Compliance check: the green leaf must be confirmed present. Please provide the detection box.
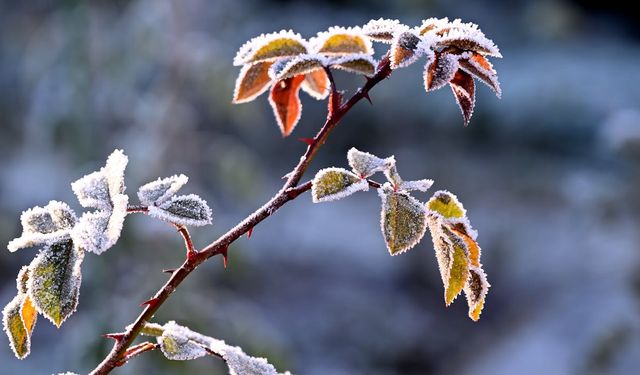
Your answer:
[311,168,369,203]
[428,223,470,305]
[378,187,427,255]
[426,190,466,219]
[28,240,83,327]
[159,330,208,361]
[2,294,37,359]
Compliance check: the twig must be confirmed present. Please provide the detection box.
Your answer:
[89,53,392,375]
[114,342,159,367]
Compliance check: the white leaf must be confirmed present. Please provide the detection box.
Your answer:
[8,201,77,252]
[148,194,212,226]
[137,174,189,206]
[400,179,434,192]
[104,149,128,197]
[347,148,394,178]
[72,194,128,255]
[71,171,110,210]
[158,330,208,361]
[311,167,369,203]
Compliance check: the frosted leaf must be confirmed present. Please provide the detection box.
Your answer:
[2,293,37,359]
[417,17,450,36]
[148,194,212,227]
[449,219,480,263]
[234,30,308,66]
[378,187,427,256]
[427,222,469,305]
[268,54,326,81]
[329,54,376,77]
[8,201,77,252]
[426,190,466,219]
[450,69,476,126]
[223,345,287,375]
[362,18,409,43]
[104,149,128,197]
[424,52,459,92]
[400,179,434,192]
[28,240,83,328]
[312,26,373,56]
[17,266,30,294]
[383,165,403,187]
[389,31,425,69]
[301,69,330,100]
[158,330,208,361]
[137,174,189,206]
[435,19,501,57]
[347,147,395,178]
[459,53,501,97]
[311,167,369,203]
[464,265,490,321]
[71,171,110,210]
[233,61,274,104]
[268,75,305,137]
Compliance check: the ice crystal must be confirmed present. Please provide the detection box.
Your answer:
[234,30,308,66]
[233,61,274,104]
[137,174,189,206]
[8,201,77,252]
[362,18,409,43]
[378,186,427,256]
[311,167,369,203]
[269,54,326,81]
[400,179,434,192]
[417,17,451,36]
[311,26,373,56]
[28,240,83,328]
[389,31,426,69]
[346,148,394,178]
[2,293,37,359]
[329,54,376,77]
[71,171,110,210]
[148,194,212,227]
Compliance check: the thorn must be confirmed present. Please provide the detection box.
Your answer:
[220,246,229,269]
[297,137,314,146]
[103,332,125,341]
[140,297,159,308]
[247,227,253,239]
[162,268,176,274]
[363,92,372,105]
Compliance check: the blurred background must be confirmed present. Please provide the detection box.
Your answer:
[1,0,639,374]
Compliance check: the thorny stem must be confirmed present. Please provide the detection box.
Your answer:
[89,53,392,375]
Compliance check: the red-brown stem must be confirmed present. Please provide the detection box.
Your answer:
[89,53,391,375]
[115,342,158,367]
[174,224,196,258]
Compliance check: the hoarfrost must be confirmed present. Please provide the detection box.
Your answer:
[389,31,425,69]
[311,26,373,56]
[148,194,212,226]
[2,293,35,359]
[104,149,128,197]
[383,164,404,187]
[459,53,501,98]
[328,54,376,76]
[426,190,467,219]
[268,54,326,81]
[378,187,427,256]
[8,201,77,252]
[311,167,369,203]
[362,18,409,43]
[449,69,476,126]
[435,19,502,57]
[71,171,110,210]
[417,17,450,36]
[400,179,434,192]
[158,329,208,361]
[463,265,490,321]
[234,30,308,66]
[28,240,83,328]
[17,266,30,294]
[346,148,394,178]
[137,174,189,206]
[300,69,330,100]
[424,52,460,92]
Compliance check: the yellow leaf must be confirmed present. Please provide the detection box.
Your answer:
[312,168,368,203]
[2,294,32,359]
[445,233,470,305]
[450,224,481,267]
[234,30,308,66]
[379,189,427,255]
[21,296,37,335]
[426,190,466,219]
[315,27,373,55]
[233,61,274,104]
[464,266,489,321]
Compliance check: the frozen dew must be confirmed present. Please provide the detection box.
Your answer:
[378,187,427,256]
[137,174,189,206]
[311,167,369,203]
[362,18,409,43]
[347,148,394,178]
[449,69,476,126]
[72,193,128,255]
[300,68,330,100]
[417,17,450,36]
[459,53,501,98]
[71,171,110,210]
[234,30,308,66]
[148,194,213,227]
[28,240,83,328]
[8,201,77,252]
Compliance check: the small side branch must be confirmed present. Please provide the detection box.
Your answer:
[115,342,159,367]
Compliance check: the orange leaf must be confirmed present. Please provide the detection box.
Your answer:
[424,52,459,92]
[21,296,37,335]
[449,70,475,126]
[451,225,480,267]
[269,75,305,137]
[459,53,501,97]
[233,61,274,104]
[301,69,330,100]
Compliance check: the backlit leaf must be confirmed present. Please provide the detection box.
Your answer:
[390,31,424,69]
[428,223,469,305]
[148,194,212,227]
[268,75,305,137]
[2,293,38,359]
[450,223,481,266]
[330,54,376,76]
[137,174,189,206]
[424,52,459,92]
[234,30,308,66]
[312,167,368,203]
[464,266,489,321]
[347,148,395,178]
[301,69,330,100]
[426,190,466,219]
[378,187,427,255]
[269,54,325,81]
[450,69,476,126]
[28,240,83,328]
[313,27,373,55]
[435,19,502,57]
[362,18,409,43]
[459,53,501,97]
[8,201,77,252]
[233,61,274,104]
